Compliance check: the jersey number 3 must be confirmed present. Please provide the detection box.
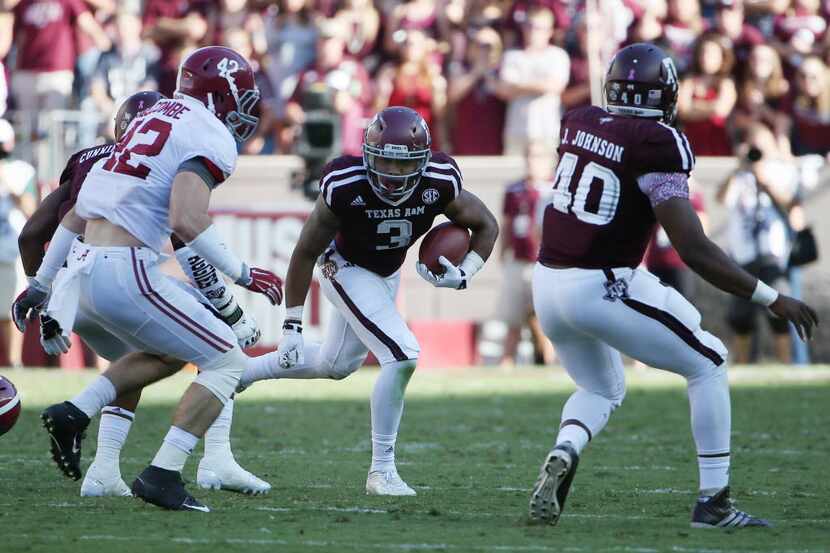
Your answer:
[550,152,620,225]
[103,118,172,180]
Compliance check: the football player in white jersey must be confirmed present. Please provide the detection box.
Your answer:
[19,47,282,512]
[14,91,274,498]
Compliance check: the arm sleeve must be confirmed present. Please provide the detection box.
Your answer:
[632,123,695,175]
[178,157,224,189]
[636,172,690,208]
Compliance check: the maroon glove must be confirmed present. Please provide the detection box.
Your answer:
[236,266,283,306]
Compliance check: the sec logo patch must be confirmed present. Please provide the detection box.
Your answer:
[422,188,439,204]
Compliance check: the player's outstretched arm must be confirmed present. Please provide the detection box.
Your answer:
[284,195,340,309]
[277,195,340,368]
[17,181,72,276]
[170,171,283,306]
[655,197,818,340]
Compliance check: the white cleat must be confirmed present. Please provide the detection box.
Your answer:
[80,464,133,497]
[365,471,417,496]
[197,456,271,495]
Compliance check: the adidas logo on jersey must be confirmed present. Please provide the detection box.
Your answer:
[351,196,366,206]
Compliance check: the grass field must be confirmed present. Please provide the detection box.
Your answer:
[1,366,828,553]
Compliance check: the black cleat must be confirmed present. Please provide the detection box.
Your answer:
[132,466,210,512]
[691,487,771,529]
[41,402,90,481]
[529,442,580,525]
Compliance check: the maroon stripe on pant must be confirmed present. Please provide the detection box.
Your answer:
[622,298,724,367]
[329,278,408,362]
[604,268,724,367]
[130,249,232,353]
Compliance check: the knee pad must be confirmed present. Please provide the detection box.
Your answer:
[328,359,362,380]
[195,347,246,404]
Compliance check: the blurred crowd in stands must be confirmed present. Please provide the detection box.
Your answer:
[0,0,827,367]
[1,0,830,159]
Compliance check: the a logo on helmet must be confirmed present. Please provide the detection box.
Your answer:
[422,188,439,204]
[662,57,677,85]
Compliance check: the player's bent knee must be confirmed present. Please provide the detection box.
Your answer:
[194,347,246,405]
[328,361,361,380]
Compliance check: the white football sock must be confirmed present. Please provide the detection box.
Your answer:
[555,389,616,455]
[370,360,416,473]
[687,367,731,492]
[238,342,322,388]
[70,376,117,418]
[370,432,397,473]
[93,407,134,472]
[203,398,233,459]
[151,426,199,473]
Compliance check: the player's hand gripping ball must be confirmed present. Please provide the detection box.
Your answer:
[418,222,470,275]
[0,376,21,437]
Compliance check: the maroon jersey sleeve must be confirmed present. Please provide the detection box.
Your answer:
[319,155,367,215]
[630,122,695,176]
[58,150,83,185]
[424,151,463,209]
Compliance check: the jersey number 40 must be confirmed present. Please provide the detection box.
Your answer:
[550,152,620,226]
[103,118,172,180]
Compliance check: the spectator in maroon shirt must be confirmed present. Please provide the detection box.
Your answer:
[141,0,210,97]
[2,0,110,114]
[712,0,764,66]
[731,44,792,153]
[678,32,737,155]
[495,141,555,366]
[447,26,505,155]
[787,55,830,156]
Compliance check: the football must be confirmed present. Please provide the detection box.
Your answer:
[418,222,470,274]
[0,375,21,437]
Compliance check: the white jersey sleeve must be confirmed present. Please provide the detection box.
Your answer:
[76,96,238,252]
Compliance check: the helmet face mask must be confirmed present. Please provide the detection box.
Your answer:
[603,43,679,125]
[363,107,432,205]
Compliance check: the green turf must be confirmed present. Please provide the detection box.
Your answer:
[1,367,828,553]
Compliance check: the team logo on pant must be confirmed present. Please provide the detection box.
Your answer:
[603,277,629,302]
[320,260,338,280]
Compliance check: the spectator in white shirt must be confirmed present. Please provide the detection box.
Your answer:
[496,7,569,155]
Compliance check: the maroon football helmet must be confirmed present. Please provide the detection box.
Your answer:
[363,106,431,204]
[114,90,164,141]
[604,43,679,124]
[175,46,260,142]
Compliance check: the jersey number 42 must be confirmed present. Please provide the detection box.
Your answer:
[103,118,172,180]
[550,152,620,226]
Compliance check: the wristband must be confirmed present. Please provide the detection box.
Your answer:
[458,251,485,280]
[186,224,245,282]
[283,305,303,333]
[750,279,779,307]
[35,225,80,287]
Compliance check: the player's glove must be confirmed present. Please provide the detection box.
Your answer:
[217,299,261,349]
[277,317,304,368]
[11,278,51,332]
[39,313,71,356]
[416,256,468,290]
[236,266,284,306]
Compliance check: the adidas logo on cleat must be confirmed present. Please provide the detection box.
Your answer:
[351,196,366,206]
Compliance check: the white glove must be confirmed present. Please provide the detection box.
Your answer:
[277,318,304,368]
[416,256,468,290]
[231,311,261,350]
[39,314,71,356]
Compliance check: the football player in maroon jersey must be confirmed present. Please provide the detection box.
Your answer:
[15,90,276,499]
[241,106,498,495]
[528,43,817,528]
